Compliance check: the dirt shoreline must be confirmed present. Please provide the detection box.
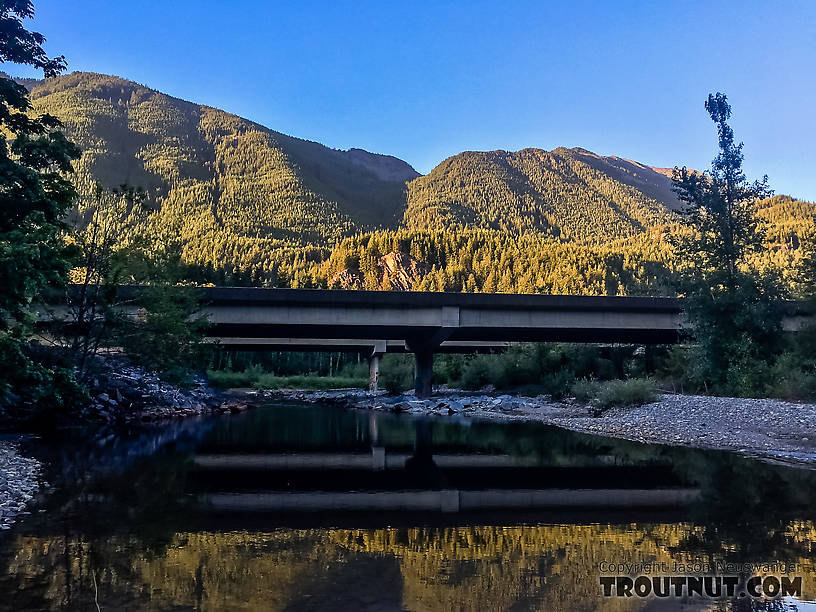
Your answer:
[259,388,816,466]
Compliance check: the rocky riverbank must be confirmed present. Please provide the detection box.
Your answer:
[0,439,41,530]
[83,358,253,423]
[264,388,816,465]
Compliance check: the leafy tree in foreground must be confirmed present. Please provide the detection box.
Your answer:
[119,284,211,384]
[0,0,81,413]
[62,182,210,385]
[672,93,784,396]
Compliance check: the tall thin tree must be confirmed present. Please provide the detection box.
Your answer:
[672,93,784,395]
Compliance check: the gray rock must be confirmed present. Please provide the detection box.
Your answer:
[392,402,412,413]
[447,400,463,413]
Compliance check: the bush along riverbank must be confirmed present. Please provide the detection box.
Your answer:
[263,385,816,465]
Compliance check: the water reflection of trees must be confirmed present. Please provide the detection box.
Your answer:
[3,521,815,611]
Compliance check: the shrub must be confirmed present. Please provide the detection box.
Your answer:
[459,355,504,390]
[538,368,578,399]
[767,353,816,401]
[593,378,658,413]
[570,378,602,403]
[207,369,256,389]
[207,366,367,390]
[434,354,466,385]
[338,361,369,380]
[120,285,210,384]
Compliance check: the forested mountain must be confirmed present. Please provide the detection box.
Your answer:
[402,147,681,241]
[18,71,816,294]
[26,72,418,246]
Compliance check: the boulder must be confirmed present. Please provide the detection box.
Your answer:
[392,402,412,413]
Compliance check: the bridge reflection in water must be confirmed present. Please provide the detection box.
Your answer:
[192,415,700,515]
[2,402,816,611]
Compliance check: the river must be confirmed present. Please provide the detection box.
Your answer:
[0,401,815,611]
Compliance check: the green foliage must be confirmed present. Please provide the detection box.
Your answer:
[18,72,812,295]
[119,285,210,384]
[0,0,82,414]
[323,228,680,295]
[571,378,657,413]
[432,344,633,397]
[404,147,677,242]
[796,225,816,298]
[379,354,414,394]
[766,352,816,402]
[458,355,505,390]
[27,72,417,252]
[671,93,788,396]
[682,274,786,396]
[206,368,367,391]
[59,184,151,381]
[252,374,366,391]
[206,368,259,389]
[570,378,602,403]
[0,329,87,421]
[50,182,212,386]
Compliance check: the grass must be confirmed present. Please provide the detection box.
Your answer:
[207,369,367,390]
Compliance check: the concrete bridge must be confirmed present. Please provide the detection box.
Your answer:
[198,288,686,397]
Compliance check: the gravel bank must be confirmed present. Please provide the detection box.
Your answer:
[553,395,816,464]
[265,389,816,465]
[0,440,40,529]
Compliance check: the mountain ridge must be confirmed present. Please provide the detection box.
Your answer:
[20,71,691,241]
[9,71,812,294]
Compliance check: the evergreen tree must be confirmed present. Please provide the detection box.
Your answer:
[671,93,784,395]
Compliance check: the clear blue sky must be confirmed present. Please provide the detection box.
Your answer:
[11,0,816,200]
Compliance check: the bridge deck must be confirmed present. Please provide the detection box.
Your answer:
[199,287,684,346]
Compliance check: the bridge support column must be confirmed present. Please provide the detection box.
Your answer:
[368,354,380,391]
[369,341,386,392]
[414,350,434,399]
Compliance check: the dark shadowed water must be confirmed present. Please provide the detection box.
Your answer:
[1,401,815,611]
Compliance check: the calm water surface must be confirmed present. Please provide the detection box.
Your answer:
[1,401,815,611]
